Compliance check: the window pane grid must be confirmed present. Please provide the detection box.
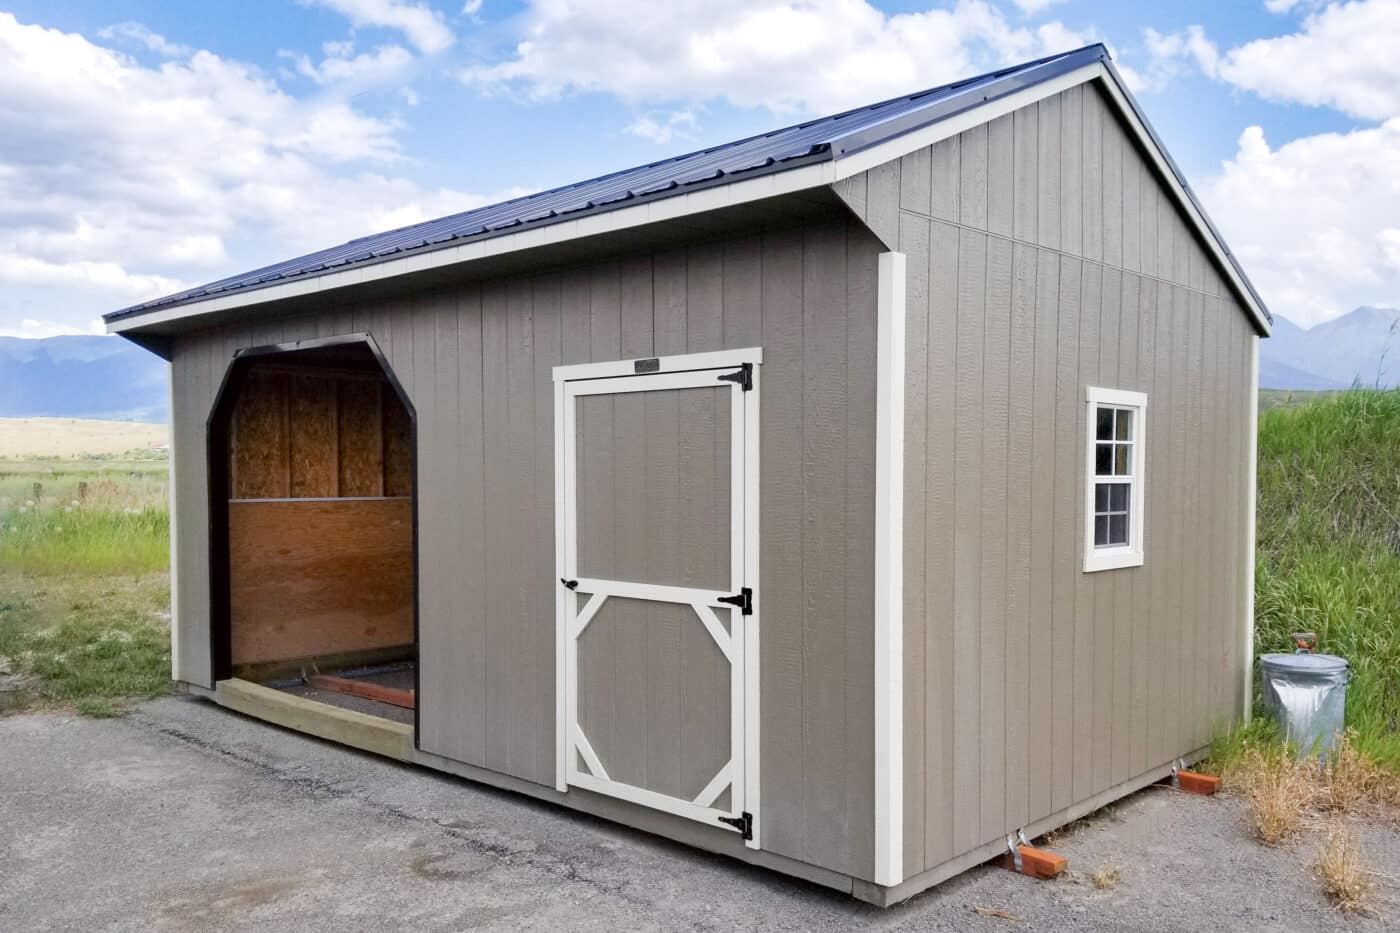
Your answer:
[1085,391,1146,569]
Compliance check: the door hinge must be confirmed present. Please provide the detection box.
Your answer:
[560,578,579,590]
[717,587,753,615]
[718,811,753,840]
[717,363,752,391]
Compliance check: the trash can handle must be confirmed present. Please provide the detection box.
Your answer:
[1291,632,1317,653]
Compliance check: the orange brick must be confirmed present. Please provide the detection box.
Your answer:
[999,845,1068,879]
[1176,770,1221,795]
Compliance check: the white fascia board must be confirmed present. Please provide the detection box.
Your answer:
[1087,70,1272,337]
[106,163,836,335]
[831,62,1102,180]
[830,61,1273,338]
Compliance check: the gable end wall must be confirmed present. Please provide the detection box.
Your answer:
[836,80,1255,882]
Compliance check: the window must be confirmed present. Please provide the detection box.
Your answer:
[1083,387,1147,572]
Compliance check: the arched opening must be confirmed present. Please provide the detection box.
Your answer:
[207,335,418,728]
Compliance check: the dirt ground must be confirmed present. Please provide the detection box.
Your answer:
[2,696,1396,931]
[0,417,166,458]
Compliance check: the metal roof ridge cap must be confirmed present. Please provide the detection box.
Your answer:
[823,45,1108,159]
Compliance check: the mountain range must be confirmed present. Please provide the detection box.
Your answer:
[1260,306,1400,390]
[0,335,168,422]
[0,305,1395,423]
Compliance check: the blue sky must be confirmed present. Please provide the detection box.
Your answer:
[1,0,1397,336]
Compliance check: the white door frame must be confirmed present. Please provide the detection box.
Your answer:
[552,348,762,848]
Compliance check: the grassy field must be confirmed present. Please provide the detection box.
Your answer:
[1249,388,1400,769]
[0,447,171,716]
[0,416,166,458]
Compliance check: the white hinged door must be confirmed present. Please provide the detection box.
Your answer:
[553,351,760,847]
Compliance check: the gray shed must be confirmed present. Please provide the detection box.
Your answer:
[108,44,1271,905]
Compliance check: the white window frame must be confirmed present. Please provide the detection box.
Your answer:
[1083,386,1147,573]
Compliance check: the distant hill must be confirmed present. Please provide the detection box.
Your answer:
[1261,306,1399,390]
[0,335,167,422]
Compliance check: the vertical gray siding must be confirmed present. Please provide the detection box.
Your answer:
[167,219,880,881]
[836,80,1258,879]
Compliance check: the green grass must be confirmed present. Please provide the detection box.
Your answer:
[1246,388,1400,771]
[0,574,172,713]
[0,458,172,716]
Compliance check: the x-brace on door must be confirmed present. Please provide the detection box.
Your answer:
[553,349,761,848]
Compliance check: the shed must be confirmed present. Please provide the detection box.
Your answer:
[107,44,1270,905]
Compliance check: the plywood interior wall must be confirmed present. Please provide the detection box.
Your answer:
[229,366,411,499]
[227,360,414,668]
[229,498,413,665]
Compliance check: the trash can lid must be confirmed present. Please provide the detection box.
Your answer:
[1259,652,1348,675]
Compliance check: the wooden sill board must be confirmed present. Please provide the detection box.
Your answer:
[215,678,412,762]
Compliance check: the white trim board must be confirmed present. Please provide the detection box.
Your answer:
[1243,336,1259,720]
[873,251,905,887]
[109,64,1270,340]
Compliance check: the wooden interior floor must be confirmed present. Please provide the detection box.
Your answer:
[273,664,415,726]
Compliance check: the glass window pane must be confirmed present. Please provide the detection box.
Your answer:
[1096,443,1112,475]
[1094,514,1109,546]
[1115,443,1131,475]
[1109,513,1128,545]
[1095,483,1109,512]
[1096,406,1114,440]
[1115,408,1133,440]
[1109,482,1129,512]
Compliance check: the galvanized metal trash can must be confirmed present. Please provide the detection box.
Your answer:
[1258,647,1350,758]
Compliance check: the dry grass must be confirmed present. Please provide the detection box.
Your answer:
[1318,732,1392,814]
[1236,744,1316,845]
[0,417,166,459]
[1314,825,1375,915]
[1089,866,1122,891]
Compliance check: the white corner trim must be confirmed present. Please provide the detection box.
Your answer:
[874,251,906,887]
[166,361,181,683]
[1243,336,1259,721]
[1082,386,1148,574]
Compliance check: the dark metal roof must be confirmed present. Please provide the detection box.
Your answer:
[106,44,1112,322]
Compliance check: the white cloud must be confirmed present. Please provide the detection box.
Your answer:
[1146,2,1400,121]
[306,0,454,54]
[0,12,507,327]
[624,109,698,145]
[284,42,416,87]
[97,22,191,58]
[462,0,484,14]
[1202,121,1400,327]
[1215,0,1400,121]
[1010,0,1065,13]
[0,318,105,339]
[461,0,1093,116]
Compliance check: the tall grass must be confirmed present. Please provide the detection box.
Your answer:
[1253,388,1400,769]
[0,458,172,714]
[0,464,168,575]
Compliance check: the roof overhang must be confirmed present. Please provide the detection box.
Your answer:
[108,53,1270,339]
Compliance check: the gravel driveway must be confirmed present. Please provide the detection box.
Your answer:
[1,695,1395,931]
